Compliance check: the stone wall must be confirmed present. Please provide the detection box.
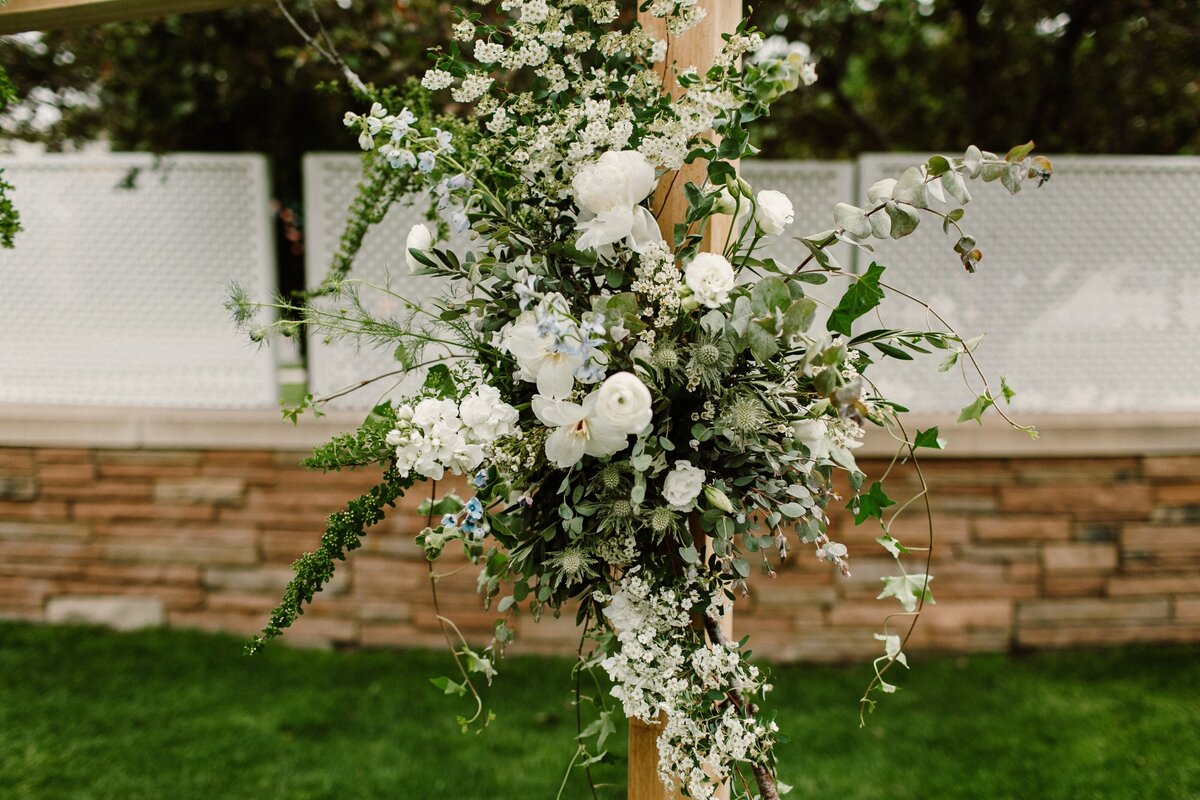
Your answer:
[2,429,1197,661]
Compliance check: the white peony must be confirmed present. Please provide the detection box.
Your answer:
[405,223,434,272]
[459,384,519,441]
[662,460,705,510]
[571,150,664,253]
[501,312,583,399]
[753,189,794,235]
[684,252,736,309]
[594,372,653,435]
[533,393,629,468]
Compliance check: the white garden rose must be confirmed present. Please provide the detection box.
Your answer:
[594,371,653,435]
[684,252,736,309]
[662,460,706,510]
[753,189,794,235]
[405,223,434,272]
[571,150,664,253]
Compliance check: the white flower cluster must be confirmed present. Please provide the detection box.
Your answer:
[630,240,683,335]
[385,385,518,480]
[597,571,775,800]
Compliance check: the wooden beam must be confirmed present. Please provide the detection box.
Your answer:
[628,2,741,799]
[0,0,264,34]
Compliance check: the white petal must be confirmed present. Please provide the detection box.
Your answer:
[545,425,587,468]
[536,353,582,399]
[532,396,584,427]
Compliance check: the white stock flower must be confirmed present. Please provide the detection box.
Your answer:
[533,393,629,468]
[594,371,653,435]
[571,150,664,252]
[405,223,433,273]
[753,189,794,235]
[501,312,583,399]
[662,460,705,510]
[684,252,736,309]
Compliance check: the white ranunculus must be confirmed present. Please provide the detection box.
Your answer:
[754,190,794,235]
[460,384,519,441]
[594,372,653,435]
[405,223,433,272]
[533,393,630,468]
[662,460,705,510]
[501,312,583,399]
[684,252,736,309]
[572,150,663,252]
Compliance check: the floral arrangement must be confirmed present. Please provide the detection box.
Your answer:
[231,0,1050,797]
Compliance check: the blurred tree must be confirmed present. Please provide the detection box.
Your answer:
[3,0,1197,165]
[758,0,1200,157]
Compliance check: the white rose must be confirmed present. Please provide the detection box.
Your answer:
[594,372,653,435]
[405,223,433,272]
[662,460,705,510]
[684,252,736,309]
[753,189,794,235]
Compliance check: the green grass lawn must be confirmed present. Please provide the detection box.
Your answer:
[0,621,1196,800]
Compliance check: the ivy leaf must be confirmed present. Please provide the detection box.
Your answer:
[827,263,886,336]
[1000,376,1016,404]
[957,394,994,424]
[850,481,895,525]
[913,427,945,449]
[875,533,909,558]
[431,676,467,697]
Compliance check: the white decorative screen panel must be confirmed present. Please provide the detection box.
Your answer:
[854,155,1200,413]
[303,156,855,408]
[0,154,278,408]
[302,154,456,408]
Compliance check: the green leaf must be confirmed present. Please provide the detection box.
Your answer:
[957,394,994,425]
[913,427,945,449]
[850,481,895,525]
[1000,376,1016,404]
[925,155,952,176]
[423,364,457,398]
[1005,140,1036,162]
[876,533,909,557]
[751,276,790,316]
[873,342,913,360]
[679,544,699,564]
[778,502,804,518]
[746,318,780,362]
[782,297,817,338]
[885,203,920,238]
[430,676,467,697]
[827,263,886,336]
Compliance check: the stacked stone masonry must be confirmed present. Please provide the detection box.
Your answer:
[1,445,1198,661]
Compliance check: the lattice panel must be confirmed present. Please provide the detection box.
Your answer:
[302,154,457,408]
[856,155,1200,413]
[0,154,278,408]
[303,156,855,408]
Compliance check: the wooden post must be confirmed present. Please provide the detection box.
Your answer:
[0,0,263,34]
[629,1,741,798]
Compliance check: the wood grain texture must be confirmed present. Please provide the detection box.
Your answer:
[0,0,263,34]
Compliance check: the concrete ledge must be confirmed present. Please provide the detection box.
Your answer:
[0,404,1198,457]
